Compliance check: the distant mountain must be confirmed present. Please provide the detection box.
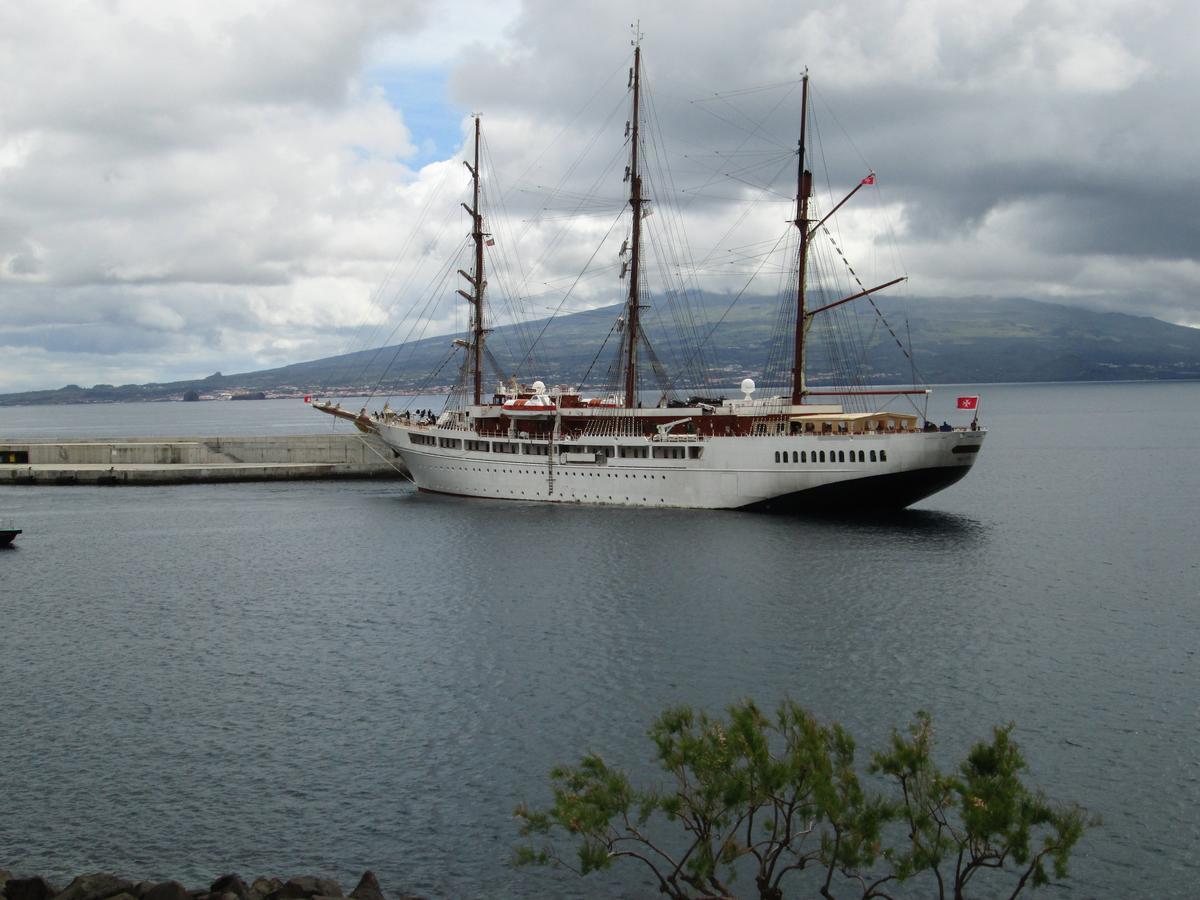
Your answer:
[2,295,1198,405]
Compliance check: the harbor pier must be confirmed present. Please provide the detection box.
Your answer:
[0,434,408,485]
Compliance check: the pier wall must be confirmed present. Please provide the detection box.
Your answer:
[0,434,408,485]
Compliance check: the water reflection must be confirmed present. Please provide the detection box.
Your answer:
[817,508,990,545]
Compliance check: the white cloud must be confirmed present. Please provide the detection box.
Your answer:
[0,0,1196,394]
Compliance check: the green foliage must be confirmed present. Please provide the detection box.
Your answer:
[515,700,1096,900]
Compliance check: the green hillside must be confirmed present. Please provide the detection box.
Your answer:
[2,295,1198,405]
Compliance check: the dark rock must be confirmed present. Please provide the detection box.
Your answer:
[293,880,339,900]
[5,876,59,900]
[141,883,188,900]
[347,874,382,900]
[208,877,246,900]
[55,874,135,900]
[247,880,281,900]
[130,883,157,898]
[0,871,13,890]
[265,879,341,900]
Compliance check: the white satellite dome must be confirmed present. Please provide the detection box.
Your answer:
[740,378,756,398]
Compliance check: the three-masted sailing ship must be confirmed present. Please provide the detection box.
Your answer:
[316,44,985,511]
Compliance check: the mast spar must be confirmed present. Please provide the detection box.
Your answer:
[623,43,644,409]
[792,72,812,406]
[457,116,487,405]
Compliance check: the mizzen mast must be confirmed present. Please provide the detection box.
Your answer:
[623,42,645,409]
[457,115,487,405]
[791,73,812,406]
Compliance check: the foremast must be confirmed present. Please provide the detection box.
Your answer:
[623,43,645,409]
[457,116,487,406]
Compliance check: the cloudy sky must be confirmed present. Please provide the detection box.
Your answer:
[1,0,1195,393]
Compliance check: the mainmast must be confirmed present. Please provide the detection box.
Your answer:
[457,116,487,405]
[791,74,812,406]
[623,44,644,409]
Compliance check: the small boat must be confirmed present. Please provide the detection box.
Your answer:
[501,382,557,419]
[0,528,21,547]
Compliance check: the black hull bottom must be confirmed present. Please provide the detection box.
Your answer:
[740,465,971,514]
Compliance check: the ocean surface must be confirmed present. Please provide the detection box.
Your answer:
[2,381,1198,898]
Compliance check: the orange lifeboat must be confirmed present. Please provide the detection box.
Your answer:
[502,397,557,419]
[501,381,556,419]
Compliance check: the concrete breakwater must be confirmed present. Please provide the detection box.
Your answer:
[0,870,424,900]
[0,435,409,485]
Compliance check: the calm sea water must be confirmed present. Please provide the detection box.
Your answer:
[2,382,1198,898]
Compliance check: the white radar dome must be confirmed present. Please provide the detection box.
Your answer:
[740,378,756,398]
[532,380,546,393]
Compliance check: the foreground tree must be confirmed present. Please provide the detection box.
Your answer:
[515,700,1095,899]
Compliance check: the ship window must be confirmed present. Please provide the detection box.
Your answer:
[858,450,865,462]
[438,437,461,449]
[774,451,780,463]
[409,433,436,446]
[870,450,876,462]
[791,451,798,463]
[1,450,29,464]
[800,451,807,463]
[819,451,825,462]
[880,450,887,461]
[688,447,703,459]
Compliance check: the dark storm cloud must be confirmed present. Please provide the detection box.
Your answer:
[444,0,1200,329]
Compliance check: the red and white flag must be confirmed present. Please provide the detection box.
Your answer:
[861,173,875,185]
[303,395,312,404]
[957,396,978,410]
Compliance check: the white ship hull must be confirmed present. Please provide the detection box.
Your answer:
[376,421,985,512]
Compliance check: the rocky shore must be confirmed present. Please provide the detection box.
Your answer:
[0,870,424,900]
